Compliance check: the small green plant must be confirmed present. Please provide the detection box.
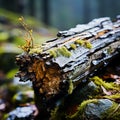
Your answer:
[18,16,34,53]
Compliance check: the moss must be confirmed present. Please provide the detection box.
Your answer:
[29,47,43,54]
[49,46,71,58]
[58,46,71,57]
[90,76,119,90]
[6,69,18,79]
[49,49,58,58]
[75,39,92,49]
[68,80,74,94]
[101,102,120,120]
[104,93,120,101]
[84,41,93,49]
[70,43,77,50]
[75,39,84,46]
[67,99,98,119]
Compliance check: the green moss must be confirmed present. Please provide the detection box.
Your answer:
[49,49,58,58]
[68,80,74,94]
[104,93,120,101]
[90,76,119,90]
[67,99,98,119]
[84,41,93,49]
[102,102,120,120]
[58,46,71,57]
[70,44,77,50]
[75,39,92,49]
[75,39,84,46]
[49,46,71,58]
[29,47,43,54]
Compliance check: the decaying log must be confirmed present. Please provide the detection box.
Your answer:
[15,16,120,115]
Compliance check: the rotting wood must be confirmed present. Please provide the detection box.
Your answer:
[15,16,120,115]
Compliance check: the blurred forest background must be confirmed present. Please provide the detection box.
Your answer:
[0,0,120,30]
[0,0,120,119]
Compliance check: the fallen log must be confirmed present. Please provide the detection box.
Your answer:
[15,16,120,117]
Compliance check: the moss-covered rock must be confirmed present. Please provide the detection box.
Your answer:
[67,99,120,120]
[12,90,34,106]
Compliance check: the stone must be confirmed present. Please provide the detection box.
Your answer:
[85,99,113,119]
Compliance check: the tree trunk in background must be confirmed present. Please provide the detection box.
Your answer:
[29,0,35,16]
[42,0,49,25]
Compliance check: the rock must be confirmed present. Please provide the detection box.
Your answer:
[6,105,37,120]
[83,99,115,119]
[65,81,99,106]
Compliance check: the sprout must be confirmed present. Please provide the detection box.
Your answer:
[18,16,34,53]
